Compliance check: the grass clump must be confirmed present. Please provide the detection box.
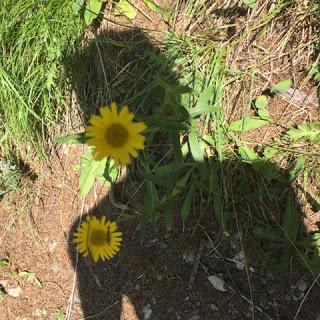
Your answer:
[0,0,84,157]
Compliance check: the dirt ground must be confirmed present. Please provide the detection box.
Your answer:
[0,144,320,320]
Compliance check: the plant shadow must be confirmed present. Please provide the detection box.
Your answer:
[65,27,320,320]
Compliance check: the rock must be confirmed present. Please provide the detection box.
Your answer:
[7,284,22,298]
[233,252,245,270]
[142,304,152,320]
[182,252,194,264]
[297,279,307,292]
[188,316,200,320]
[51,262,60,274]
[48,240,58,252]
[208,275,227,292]
[32,309,47,317]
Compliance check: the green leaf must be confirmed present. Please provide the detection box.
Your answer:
[145,180,160,209]
[239,146,279,178]
[257,108,273,122]
[289,157,305,182]
[0,259,9,268]
[255,95,268,109]
[169,131,182,161]
[102,159,118,183]
[18,271,42,288]
[271,79,292,95]
[228,117,271,132]
[252,227,281,241]
[263,146,279,159]
[79,153,107,197]
[141,115,189,131]
[54,133,86,144]
[242,0,256,8]
[84,0,103,25]
[156,77,191,94]
[283,191,300,242]
[115,0,137,19]
[188,128,204,163]
[239,146,259,162]
[72,0,84,14]
[54,310,65,320]
[181,185,194,222]
[143,0,170,22]
[285,124,320,142]
[153,162,183,176]
[189,86,213,117]
[171,172,191,197]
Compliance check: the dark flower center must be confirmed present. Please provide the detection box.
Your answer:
[105,124,129,148]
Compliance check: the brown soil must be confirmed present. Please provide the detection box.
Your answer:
[0,144,320,320]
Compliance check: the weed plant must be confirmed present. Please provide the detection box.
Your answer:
[0,0,84,157]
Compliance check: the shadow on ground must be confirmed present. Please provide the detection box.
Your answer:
[65,27,320,320]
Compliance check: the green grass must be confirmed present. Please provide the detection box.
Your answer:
[0,0,84,158]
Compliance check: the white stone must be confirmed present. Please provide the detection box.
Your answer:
[208,275,227,292]
[7,285,22,297]
[142,304,152,320]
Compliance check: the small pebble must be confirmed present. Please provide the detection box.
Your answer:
[182,252,194,264]
[7,284,22,298]
[142,304,152,320]
[51,263,60,274]
[297,279,307,292]
[48,240,58,252]
[208,275,227,292]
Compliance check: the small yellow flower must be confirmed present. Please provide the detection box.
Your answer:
[73,215,122,263]
[85,102,147,165]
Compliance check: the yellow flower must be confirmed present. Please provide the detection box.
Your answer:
[85,102,147,165]
[73,215,122,263]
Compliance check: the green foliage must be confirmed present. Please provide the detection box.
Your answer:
[242,0,256,8]
[0,160,21,197]
[271,79,292,95]
[282,191,301,243]
[84,0,105,25]
[188,127,204,163]
[55,133,87,144]
[79,150,118,197]
[228,117,272,132]
[54,310,65,320]
[306,57,320,82]
[0,259,9,268]
[0,0,84,157]
[289,157,305,182]
[18,271,42,288]
[255,95,268,109]
[143,0,170,23]
[114,0,137,20]
[285,124,320,142]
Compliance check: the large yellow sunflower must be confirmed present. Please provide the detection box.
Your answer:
[85,102,147,165]
[73,215,122,263]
